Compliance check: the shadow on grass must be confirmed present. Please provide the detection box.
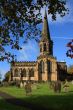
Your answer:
[0,91,73,110]
[0,97,28,110]
[23,93,73,110]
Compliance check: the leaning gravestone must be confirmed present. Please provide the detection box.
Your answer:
[20,82,23,88]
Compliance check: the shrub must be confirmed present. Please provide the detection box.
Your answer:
[2,82,9,87]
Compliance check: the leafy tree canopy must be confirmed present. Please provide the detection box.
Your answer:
[4,71,11,81]
[67,65,73,74]
[66,40,73,58]
[0,0,69,62]
[0,72,2,81]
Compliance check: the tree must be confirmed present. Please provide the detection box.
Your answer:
[0,0,69,61]
[66,39,73,58]
[67,65,73,74]
[0,72,2,82]
[4,71,11,82]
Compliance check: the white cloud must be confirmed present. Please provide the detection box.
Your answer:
[18,40,39,61]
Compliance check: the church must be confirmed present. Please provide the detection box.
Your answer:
[10,11,67,82]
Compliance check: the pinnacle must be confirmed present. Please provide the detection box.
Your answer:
[42,10,51,41]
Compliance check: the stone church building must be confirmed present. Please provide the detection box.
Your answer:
[11,11,67,82]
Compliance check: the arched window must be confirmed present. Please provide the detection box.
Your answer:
[47,60,51,73]
[14,69,19,77]
[44,43,47,51]
[29,69,34,77]
[21,69,26,77]
[39,61,44,73]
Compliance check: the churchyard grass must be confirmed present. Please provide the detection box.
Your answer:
[0,82,73,110]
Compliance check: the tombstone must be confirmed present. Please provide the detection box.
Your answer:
[25,81,32,95]
[63,80,69,92]
[23,82,26,87]
[20,81,23,88]
[71,80,73,84]
[54,81,61,93]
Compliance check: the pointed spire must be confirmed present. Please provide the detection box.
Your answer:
[44,9,47,19]
[42,9,51,40]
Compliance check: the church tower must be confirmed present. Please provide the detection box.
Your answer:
[37,10,57,81]
[39,10,53,56]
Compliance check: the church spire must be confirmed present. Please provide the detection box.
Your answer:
[42,9,51,41]
[39,9,53,56]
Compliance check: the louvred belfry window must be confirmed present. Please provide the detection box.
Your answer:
[44,43,47,51]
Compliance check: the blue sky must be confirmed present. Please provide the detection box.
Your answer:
[0,0,73,79]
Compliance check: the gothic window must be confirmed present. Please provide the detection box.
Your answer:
[29,69,34,77]
[49,42,53,55]
[47,60,51,73]
[44,43,47,51]
[50,61,52,72]
[21,69,26,77]
[14,69,19,77]
[39,61,44,73]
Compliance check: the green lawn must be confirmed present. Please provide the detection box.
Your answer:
[0,82,73,110]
